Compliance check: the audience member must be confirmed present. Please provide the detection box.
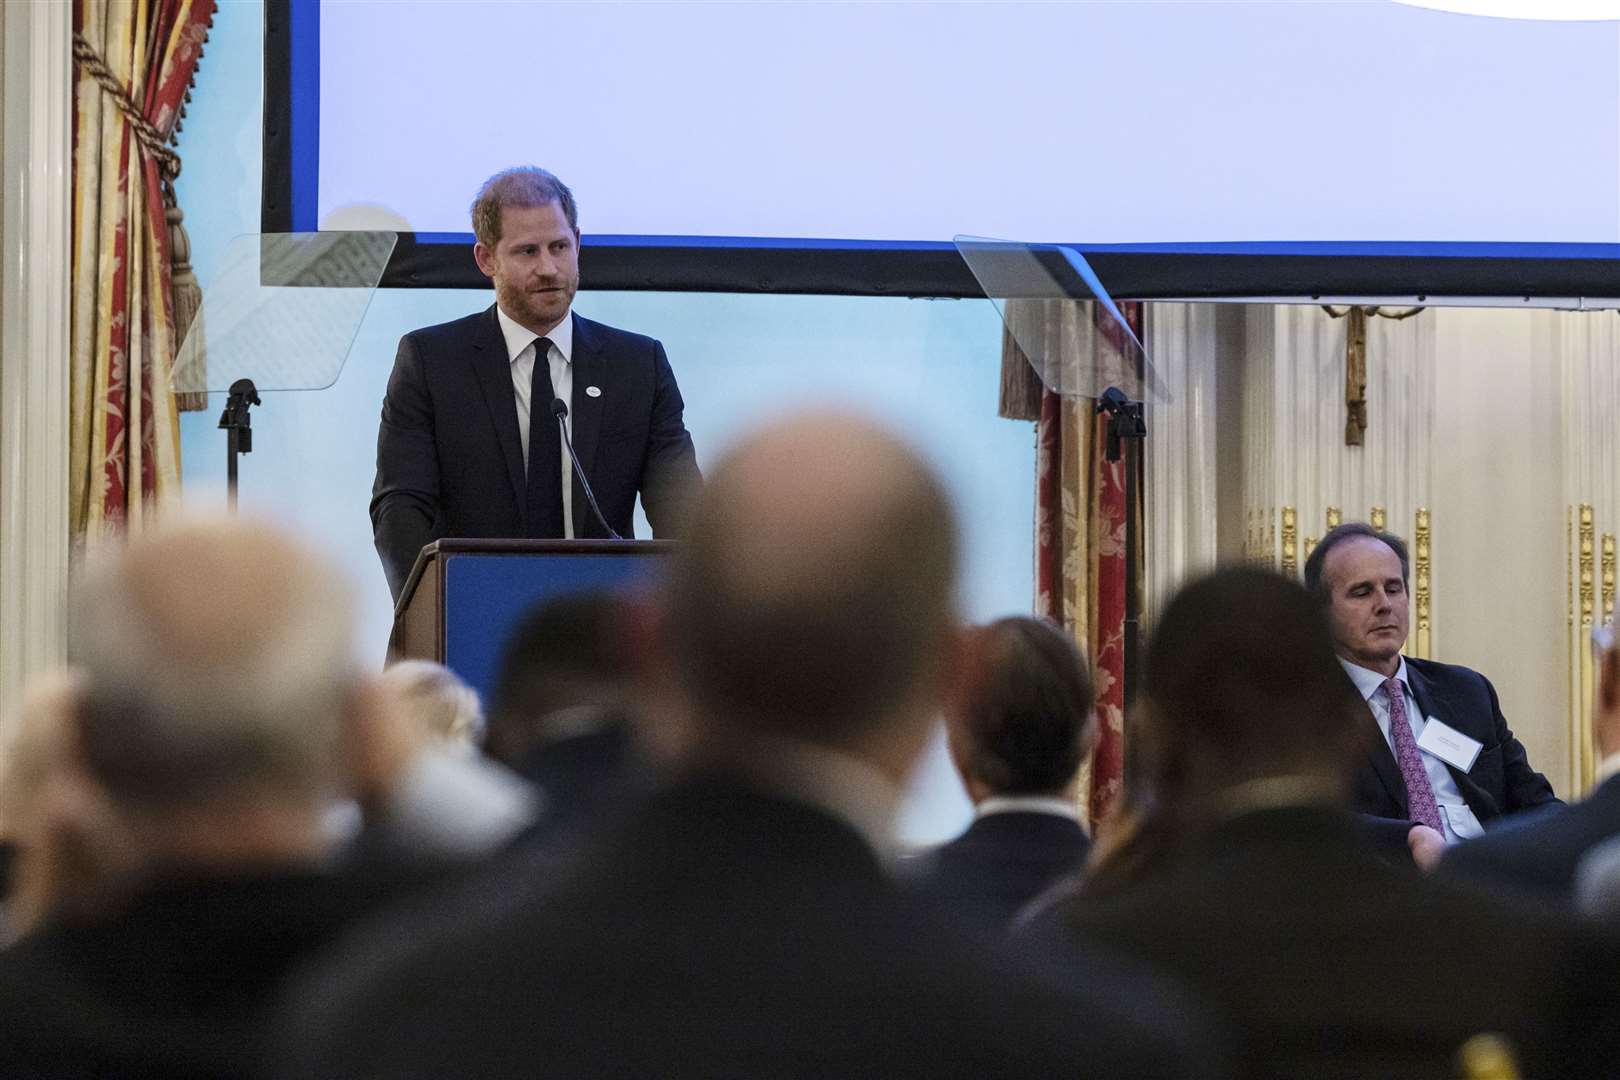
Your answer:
[1303,523,1558,864]
[1439,606,1620,900]
[909,616,1096,927]
[278,411,1220,1079]
[0,670,128,942]
[359,660,536,860]
[484,590,652,834]
[0,517,461,1079]
[1029,567,1615,1080]
[378,660,484,751]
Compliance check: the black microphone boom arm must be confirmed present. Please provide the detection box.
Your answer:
[551,397,624,541]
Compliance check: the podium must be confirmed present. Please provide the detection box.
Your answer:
[387,538,674,705]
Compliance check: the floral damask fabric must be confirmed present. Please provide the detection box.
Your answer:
[1014,300,1141,830]
[71,0,214,543]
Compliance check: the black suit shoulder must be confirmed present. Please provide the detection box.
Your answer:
[573,312,660,351]
[401,307,491,350]
[1044,807,1606,1080]
[281,780,1216,1080]
[1442,775,1620,900]
[0,861,455,1080]
[910,811,1090,928]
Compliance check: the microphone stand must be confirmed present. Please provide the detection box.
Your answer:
[218,378,261,513]
[552,398,623,540]
[1097,386,1146,717]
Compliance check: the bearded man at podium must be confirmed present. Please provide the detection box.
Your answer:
[371,166,701,601]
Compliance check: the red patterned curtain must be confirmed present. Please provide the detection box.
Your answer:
[1004,301,1142,830]
[70,0,215,543]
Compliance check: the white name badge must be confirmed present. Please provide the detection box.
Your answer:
[1417,718,1484,772]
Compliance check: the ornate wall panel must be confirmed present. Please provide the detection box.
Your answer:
[1237,304,1435,617]
[1557,311,1620,794]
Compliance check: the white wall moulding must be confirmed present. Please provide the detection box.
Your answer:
[0,0,73,726]
[1558,310,1620,795]
[1143,302,1220,624]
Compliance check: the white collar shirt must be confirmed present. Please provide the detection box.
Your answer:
[1339,656,1485,844]
[495,305,576,539]
[975,795,1082,823]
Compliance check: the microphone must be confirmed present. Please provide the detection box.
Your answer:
[551,398,623,540]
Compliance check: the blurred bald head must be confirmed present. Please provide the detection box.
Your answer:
[70,517,358,810]
[668,412,959,751]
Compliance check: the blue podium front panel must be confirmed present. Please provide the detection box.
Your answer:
[443,552,666,708]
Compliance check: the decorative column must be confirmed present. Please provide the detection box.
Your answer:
[0,0,73,725]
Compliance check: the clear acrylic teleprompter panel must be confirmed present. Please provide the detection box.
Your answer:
[172,231,398,394]
[953,236,1166,404]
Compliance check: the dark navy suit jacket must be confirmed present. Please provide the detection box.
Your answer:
[371,306,700,600]
[280,776,1217,1079]
[1440,771,1620,902]
[1349,656,1558,833]
[910,809,1090,928]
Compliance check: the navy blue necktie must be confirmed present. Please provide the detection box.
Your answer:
[525,337,564,537]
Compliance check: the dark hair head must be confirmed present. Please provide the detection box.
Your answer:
[957,617,1095,795]
[668,414,958,745]
[471,166,578,248]
[1302,522,1409,603]
[485,590,633,766]
[1141,567,1362,792]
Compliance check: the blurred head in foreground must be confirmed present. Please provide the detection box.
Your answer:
[948,616,1096,805]
[0,670,126,934]
[1087,567,1362,892]
[1138,566,1362,806]
[485,590,640,769]
[68,516,381,870]
[666,410,960,784]
[378,661,483,753]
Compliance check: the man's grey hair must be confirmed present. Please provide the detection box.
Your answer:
[69,517,359,809]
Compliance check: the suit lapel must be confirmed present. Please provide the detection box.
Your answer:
[1358,699,1408,816]
[470,305,528,525]
[1405,659,1500,819]
[568,314,605,533]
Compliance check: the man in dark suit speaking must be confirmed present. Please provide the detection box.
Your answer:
[1303,523,1558,863]
[371,166,701,601]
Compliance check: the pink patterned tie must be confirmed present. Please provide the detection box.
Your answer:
[1385,676,1442,831]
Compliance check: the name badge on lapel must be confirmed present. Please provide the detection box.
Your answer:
[1417,718,1483,772]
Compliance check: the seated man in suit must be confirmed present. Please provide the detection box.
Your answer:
[279,411,1218,1080]
[371,165,702,601]
[1027,567,1615,1080]
[910,616,1096,927]
[0,518,459,1079]
[1302,522,1557,862]
[1439,600,1620,900]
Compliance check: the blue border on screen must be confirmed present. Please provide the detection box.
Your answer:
[288,0,319,233]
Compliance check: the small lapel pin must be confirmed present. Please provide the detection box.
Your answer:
[585,385,602,398]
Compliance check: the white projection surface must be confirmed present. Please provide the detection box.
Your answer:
[315,1,1620,248]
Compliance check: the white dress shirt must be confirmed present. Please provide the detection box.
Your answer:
[496,305,575,539]
[976,795,1082,822]
[1340,657,1485,844]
